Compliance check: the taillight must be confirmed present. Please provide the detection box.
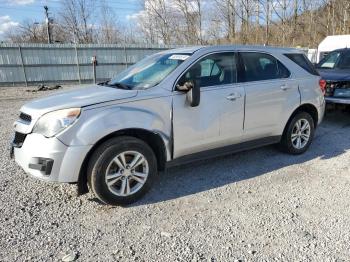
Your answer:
[319,79,326,95]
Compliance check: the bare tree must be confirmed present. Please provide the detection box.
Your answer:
[174,0,202,44]
[59,0,96,43]
[6,19,47,43]
[271,0,291,46]
[98,0,121,44]
[4,0,350,48]
[214,0,237,42]
[194,0,203,44]
[143,0,174,45]
[258,0,271,45]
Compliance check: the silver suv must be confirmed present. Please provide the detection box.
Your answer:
[11,46,325,205]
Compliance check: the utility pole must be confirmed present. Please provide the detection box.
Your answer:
[44,6,52,44]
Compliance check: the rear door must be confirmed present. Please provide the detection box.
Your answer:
[172,52,245,158]
[239,52,300,140]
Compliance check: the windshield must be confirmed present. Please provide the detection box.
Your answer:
[107,52,191,89]
[317,51,350,69]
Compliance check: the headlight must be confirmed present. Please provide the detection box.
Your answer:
[33,108,81,137]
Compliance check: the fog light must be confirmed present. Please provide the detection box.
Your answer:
[28,158,54,175]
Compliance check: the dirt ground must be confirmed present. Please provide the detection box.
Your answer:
[0,86,350,261]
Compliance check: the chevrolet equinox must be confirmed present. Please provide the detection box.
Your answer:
[11,46,325,205]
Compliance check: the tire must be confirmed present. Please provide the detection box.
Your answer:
[87,136,157,206]
[279,112,315,155]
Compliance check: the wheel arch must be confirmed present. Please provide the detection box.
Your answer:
[77,128,168,195]
[282,103,319,137]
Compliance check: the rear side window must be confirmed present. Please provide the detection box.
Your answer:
[240,52,291,82]
[337,51,350,69]
[284,53,319,76]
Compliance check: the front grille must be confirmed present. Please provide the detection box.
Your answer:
[19,112,32,123]
[13,132,27,147]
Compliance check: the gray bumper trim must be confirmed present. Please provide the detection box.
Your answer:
[325,97,350,104]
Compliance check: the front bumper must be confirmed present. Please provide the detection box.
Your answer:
[325,97,350,105]
[12,133,92,183]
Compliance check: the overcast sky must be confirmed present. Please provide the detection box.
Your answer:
[0,0,143,39]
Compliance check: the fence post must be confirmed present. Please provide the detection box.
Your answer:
[18,45,28,87]
[74,45,81,84]
[91,56,97,84]
[123,45,128,69]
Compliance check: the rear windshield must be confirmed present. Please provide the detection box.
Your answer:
[317,50,350,69]
[284,53,319,76]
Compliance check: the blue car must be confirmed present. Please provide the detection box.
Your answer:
[316,48,350,105]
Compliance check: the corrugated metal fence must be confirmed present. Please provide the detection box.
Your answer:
[0,43,177,86]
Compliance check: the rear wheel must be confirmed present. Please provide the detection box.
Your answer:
[87,136,157,206]
[279,112,315,154]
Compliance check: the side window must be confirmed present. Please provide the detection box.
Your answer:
[177,52,237,88]
[240,52,290,82]
[277,60,291,78]
[337,51,350,69]
[284,53,319,76]
[200,59,220,77]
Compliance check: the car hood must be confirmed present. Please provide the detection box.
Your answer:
[318,69,350,81]
[20,85,138,118]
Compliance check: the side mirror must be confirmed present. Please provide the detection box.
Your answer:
[187,80,200,107]
[176,80,200,107]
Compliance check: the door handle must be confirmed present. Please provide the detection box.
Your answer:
[226,93,241,101]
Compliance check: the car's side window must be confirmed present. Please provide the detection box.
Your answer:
[240,52,290,82]
[277,60,291,78]
[177,52,237,88]
[285,53,319,75]
[337,51,350,69]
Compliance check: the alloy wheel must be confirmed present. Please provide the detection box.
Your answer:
[291,118,311,149]
[105,151,149,197]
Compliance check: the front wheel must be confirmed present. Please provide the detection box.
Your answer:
[87,136,157,206]
[279,112,315,154]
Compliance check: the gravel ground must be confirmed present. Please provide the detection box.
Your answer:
[0,85,350,262]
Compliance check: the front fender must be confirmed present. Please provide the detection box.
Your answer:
[57,98,172,148]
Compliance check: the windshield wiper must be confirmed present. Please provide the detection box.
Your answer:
[104,82,132,90]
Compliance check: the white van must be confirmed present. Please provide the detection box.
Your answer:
[317,35,350,63]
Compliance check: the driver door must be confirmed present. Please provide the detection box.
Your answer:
[172,52,245,158]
